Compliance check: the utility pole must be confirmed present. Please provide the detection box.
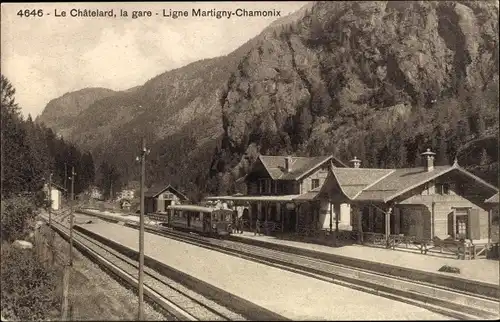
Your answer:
[62,167,75,321]
[329,202,333,235]
[334,204,340,247]
[137,138,149,321]
[69,167,76,266]
[48,173,53,226]
[64,163,68,202]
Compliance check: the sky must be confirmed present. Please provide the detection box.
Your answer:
[1,1,307,118]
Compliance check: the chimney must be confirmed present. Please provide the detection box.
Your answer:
[421,148,436,172]
[349,156,361,168]
[285,156,293,173]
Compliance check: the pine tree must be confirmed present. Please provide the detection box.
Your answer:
[480,148,492,167]
[435,126,449,166]
[356,136,367,165]
[1,75,32,196]
[397,140,408,168]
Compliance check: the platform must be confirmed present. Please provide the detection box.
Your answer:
[79,221,449,320]
[230,231,500,286]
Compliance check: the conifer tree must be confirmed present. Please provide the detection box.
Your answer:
[435,126,449,166]
[480,148,492,167]
[1,75,31,195]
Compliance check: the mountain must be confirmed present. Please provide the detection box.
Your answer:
[37,87,117,137]
[38,1,499,199]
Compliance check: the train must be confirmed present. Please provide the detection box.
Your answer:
[148,204,234,238]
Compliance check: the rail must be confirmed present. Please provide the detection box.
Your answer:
[42,211,244,321]
[75,208,499,320]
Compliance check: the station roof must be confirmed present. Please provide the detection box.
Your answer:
[204,195,301,202]
[324,162,498,204]
[255,154,347,181]
[167,204,232,213]
[485,192,499,204]
[144,184,188,200]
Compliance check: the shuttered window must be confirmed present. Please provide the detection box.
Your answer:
[468,209,481,240]
[447,211,454,237]
[447,208,480,240]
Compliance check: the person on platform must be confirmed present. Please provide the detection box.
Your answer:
[238,217,244,234]
[254,218,262,236]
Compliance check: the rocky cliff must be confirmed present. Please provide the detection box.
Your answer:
[37,87,117,138]
[212,0,499,192]
[37,1,499,199]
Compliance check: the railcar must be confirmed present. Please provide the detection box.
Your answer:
[149,204,233,238]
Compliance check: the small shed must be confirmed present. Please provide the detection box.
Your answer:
[144,184,189,214]
[43,183,66,211]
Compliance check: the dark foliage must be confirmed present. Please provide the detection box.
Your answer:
[1,74,95,198]
[1,243,61,321]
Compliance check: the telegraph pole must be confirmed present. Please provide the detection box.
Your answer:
[137,138,149,321]
[64,163,68,201]
[48,173,53,226]
[69,167,76,266]
[62,167,75,321]
[329,202,333,235]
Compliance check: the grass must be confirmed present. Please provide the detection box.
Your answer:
[36,221,168,321]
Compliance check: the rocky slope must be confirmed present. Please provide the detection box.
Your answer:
[37,1,499,198]
[37,88,117,137]
[212,0,499,192]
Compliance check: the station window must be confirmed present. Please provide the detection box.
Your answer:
[311,179,320,190]
[436,183,450,195]
[258,179,266,194]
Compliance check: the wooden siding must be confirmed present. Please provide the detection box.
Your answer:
[157,191,180,201]
[246,180,298,195]
[299,166,329,194]
[247,181,259,195]
[397,185,490,240]
[245,162,328,196]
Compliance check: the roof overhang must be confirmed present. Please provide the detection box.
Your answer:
[485,193,499,204]
[148,184,189,200]
[167,204,216,213]
[204,195,301,202]
[294,155,334,181]
[383,165,499,203]
[293,190,320,201]
[316,165,354,204]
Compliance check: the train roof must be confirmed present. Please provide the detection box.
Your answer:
[167,204,233,213]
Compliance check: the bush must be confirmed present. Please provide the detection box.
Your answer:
[0,196,39,242]
[1,243,60,321]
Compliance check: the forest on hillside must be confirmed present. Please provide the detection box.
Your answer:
[1,75,96,200]
[1,74,98,241]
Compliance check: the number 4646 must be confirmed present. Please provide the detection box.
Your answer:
[17,9,44,17]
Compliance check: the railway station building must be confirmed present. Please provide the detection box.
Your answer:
[144,184,189,214]
[205,154,350,234]
[206,149,498,258]
[316,149,498,254]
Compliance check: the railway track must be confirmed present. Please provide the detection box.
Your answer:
[77,208,500,321]
[42,211,246,321]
